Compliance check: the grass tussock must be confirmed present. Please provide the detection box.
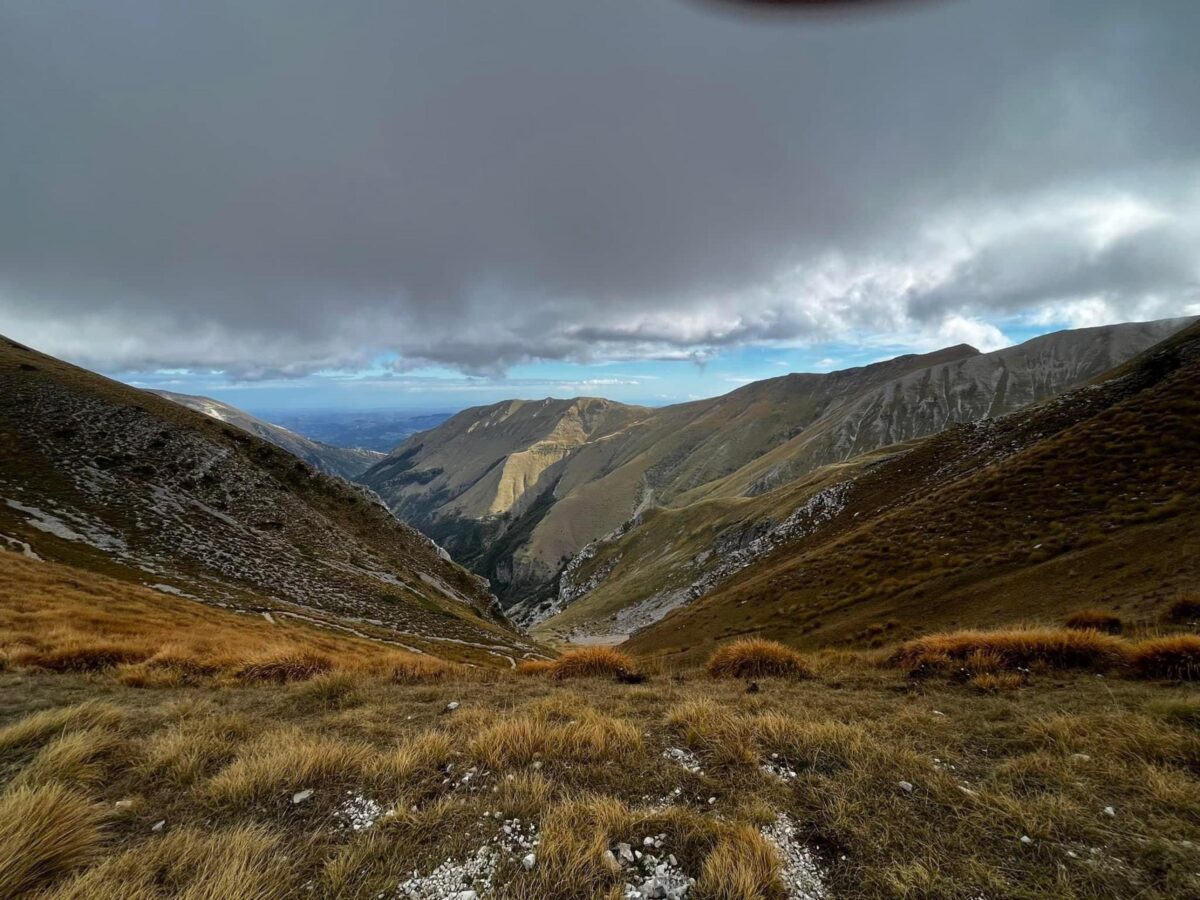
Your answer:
[1130,635,1200,681]
[470,709,643,769]
[234,647,335,683]
[205,729,374,805]
[706,638,812,680]
[47,825,292,900]
[545,646,637,680]
[695,824,782,900]
[0,701,123,755]
[1064,609,1123,634]
[12,641,147,673]
[889,627,1130,673]
[13,728,124,789]
[378,651,455,683]
[666,698,758,767]
[0,783,107,897]
[516,659,557,676]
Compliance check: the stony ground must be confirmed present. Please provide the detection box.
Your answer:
[2,660,1198,899]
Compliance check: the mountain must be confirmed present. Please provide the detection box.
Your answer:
[616,318,1200,662]
[361,318,1193,619]
[152,390,384,479]
[0,336,537,666]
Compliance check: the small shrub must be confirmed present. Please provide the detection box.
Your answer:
[1164,597,1200,624]
[1065,610,1123,635]
[1131,636,1200,681]
[889,628,1129,673]
[706,638,811,679]
[235,648,334,683]
[549,647,636,680]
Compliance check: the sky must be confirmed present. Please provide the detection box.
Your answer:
[1,0,1198,413]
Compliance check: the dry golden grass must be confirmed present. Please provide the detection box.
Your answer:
[204,729,375,805]
[0,555,460,685]
[970,671,1026,692]
[666,698,758,767]
[516,659,557,676]
[0,783,107,897]
[1131,635,1200,681]
[46,825,292,900]
[470,708,642,769]
[706,638,812,680]
[1064,609,1123,634]
[13,728,124,789]
[889,627,1130,673]
[695,825,782,900]
[545,646,637,679]
[0,700,123,755]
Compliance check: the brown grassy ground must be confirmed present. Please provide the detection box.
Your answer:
[2,645,1198,898]
[0,554,454,684]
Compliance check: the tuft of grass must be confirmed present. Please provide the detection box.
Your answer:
[695,824,782,900]
[378,651,454,684]
[889,627,1130,673]
[0,701,123,755]
[0,783,107,897]
[470,708,642,770]
[234,648,335,683]
[13,728,124,789]
[12,641,147,673]
[547,646,637,680]
[47,825,293,900]
[374,730,455,790]
[1064,609,1123,634]
[706,638,811,680]
[1165,596,1200,624]
[1130,636,1200,681]
[138,713,256,789]
[205,729,374,805]
[516,659,557,676]
[970,671,1026,693]
[666,698,757,767]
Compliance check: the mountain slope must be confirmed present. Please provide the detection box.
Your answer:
[622,319,1200,663]
[363,319,1191,615]
[0,336,537,666]
[152,389,383,479]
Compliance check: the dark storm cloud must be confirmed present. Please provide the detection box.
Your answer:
[1,0,1197,375]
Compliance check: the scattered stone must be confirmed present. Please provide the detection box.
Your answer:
[114,799,134,809]
[1102,806,1115,817]
[1020,835,1034,845]
[522,852,536,870]
[445,701,461,712]
[761,814,827,899]
[292,789,314,804]
[898,781,914,794]
[151,819,166,832]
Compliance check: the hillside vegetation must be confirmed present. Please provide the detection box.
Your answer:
[361,320,1192,619]
[625,320,1200,663]
[0,336,537,667]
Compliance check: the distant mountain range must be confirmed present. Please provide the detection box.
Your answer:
[0,337,536,666]
[359,318,1195,627]
[151,390,384,480]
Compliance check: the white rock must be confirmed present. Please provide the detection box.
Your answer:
[445,701,461,712]
[898,781,914,793]
[1020,835,1034,845]
[522,853,536,870]
[114,799,134,809]
[292,789,314,804]
[151,819,166,832]
[1102,806,1115,817]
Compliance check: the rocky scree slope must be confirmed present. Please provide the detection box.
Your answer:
[152,389,383,479]
[362,319,1191,621]
[0,336,535,666]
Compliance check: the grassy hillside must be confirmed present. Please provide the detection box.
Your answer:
[0,336,537,666]
[152,390,384,480]
[363,320,1191,614]
[626,322,1200,663]
[1,631,1198,898]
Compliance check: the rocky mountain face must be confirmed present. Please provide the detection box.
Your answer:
[0,337,537,666]
[622,318,1200,662]
[152,390,383,480]
[362,318,1193,619]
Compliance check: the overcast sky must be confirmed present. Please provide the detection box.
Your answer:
[2,0,1198,411]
